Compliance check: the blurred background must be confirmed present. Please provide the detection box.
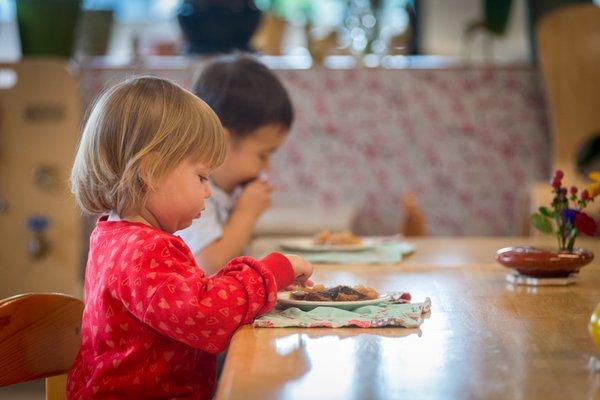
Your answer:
[0,0,573,62]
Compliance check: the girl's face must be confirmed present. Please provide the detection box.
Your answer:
[212,124,287,192]
[143,158,212,233]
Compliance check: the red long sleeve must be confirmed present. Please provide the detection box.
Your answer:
[67,218,293,399]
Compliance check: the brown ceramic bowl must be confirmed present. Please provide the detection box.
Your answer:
[495,246,594,278]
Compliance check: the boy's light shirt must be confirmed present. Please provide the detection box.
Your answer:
[176,181,241,255]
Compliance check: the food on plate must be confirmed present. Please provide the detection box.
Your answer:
[290,284,380,301]
[313,230,362,246]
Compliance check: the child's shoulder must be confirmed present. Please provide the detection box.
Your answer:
[94,219,194,261]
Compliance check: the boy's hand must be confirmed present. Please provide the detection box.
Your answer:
[236,179,272,218]
[284,254,313,285]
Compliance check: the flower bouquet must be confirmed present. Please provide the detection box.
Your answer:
[496,170,598,278]
[530,170,599,250]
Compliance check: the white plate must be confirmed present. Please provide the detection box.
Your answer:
[278,238,375,252]
[277,291,390,311]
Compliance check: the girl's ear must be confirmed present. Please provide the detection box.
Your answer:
[139,153,159,190]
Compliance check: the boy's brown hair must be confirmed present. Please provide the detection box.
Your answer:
[193,54,293,137]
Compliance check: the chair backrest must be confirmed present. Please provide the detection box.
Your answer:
[536,4,600,172]
[530,4,600,234]
[0,293,83,389]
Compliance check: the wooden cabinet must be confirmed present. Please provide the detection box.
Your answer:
[0,59,83,298]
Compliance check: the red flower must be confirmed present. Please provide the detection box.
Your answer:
[551,170,564,189]
[570,186,578,195]
[574,212,597,236]
[582,189,590,201]
[551,178,561,189]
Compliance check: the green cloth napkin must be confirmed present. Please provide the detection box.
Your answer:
[254,298,431,328]
[287,242,415,265]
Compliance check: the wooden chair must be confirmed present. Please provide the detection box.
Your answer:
[0,293,84,400]
[536,4,600,172]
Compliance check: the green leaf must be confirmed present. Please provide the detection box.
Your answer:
[538,206,554,218]
[531,213,554,234]
[568,228,578,241]
[566,228,579,252]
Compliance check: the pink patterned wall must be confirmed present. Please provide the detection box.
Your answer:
[81,64,550,236]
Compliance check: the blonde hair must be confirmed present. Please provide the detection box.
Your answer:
[71,76,226,215]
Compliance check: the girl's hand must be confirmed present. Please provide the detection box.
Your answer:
[284,254,313,285]
[284,279,314,292]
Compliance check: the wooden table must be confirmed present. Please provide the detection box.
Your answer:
[215,237,600,400]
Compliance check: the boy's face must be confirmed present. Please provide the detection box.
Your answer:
[217,124,288,188]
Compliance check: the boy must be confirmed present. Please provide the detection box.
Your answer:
[177,54,293,273]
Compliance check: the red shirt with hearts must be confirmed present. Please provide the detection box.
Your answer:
[67,217,294,399]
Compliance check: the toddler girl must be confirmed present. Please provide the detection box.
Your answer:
[67,76,312,399]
